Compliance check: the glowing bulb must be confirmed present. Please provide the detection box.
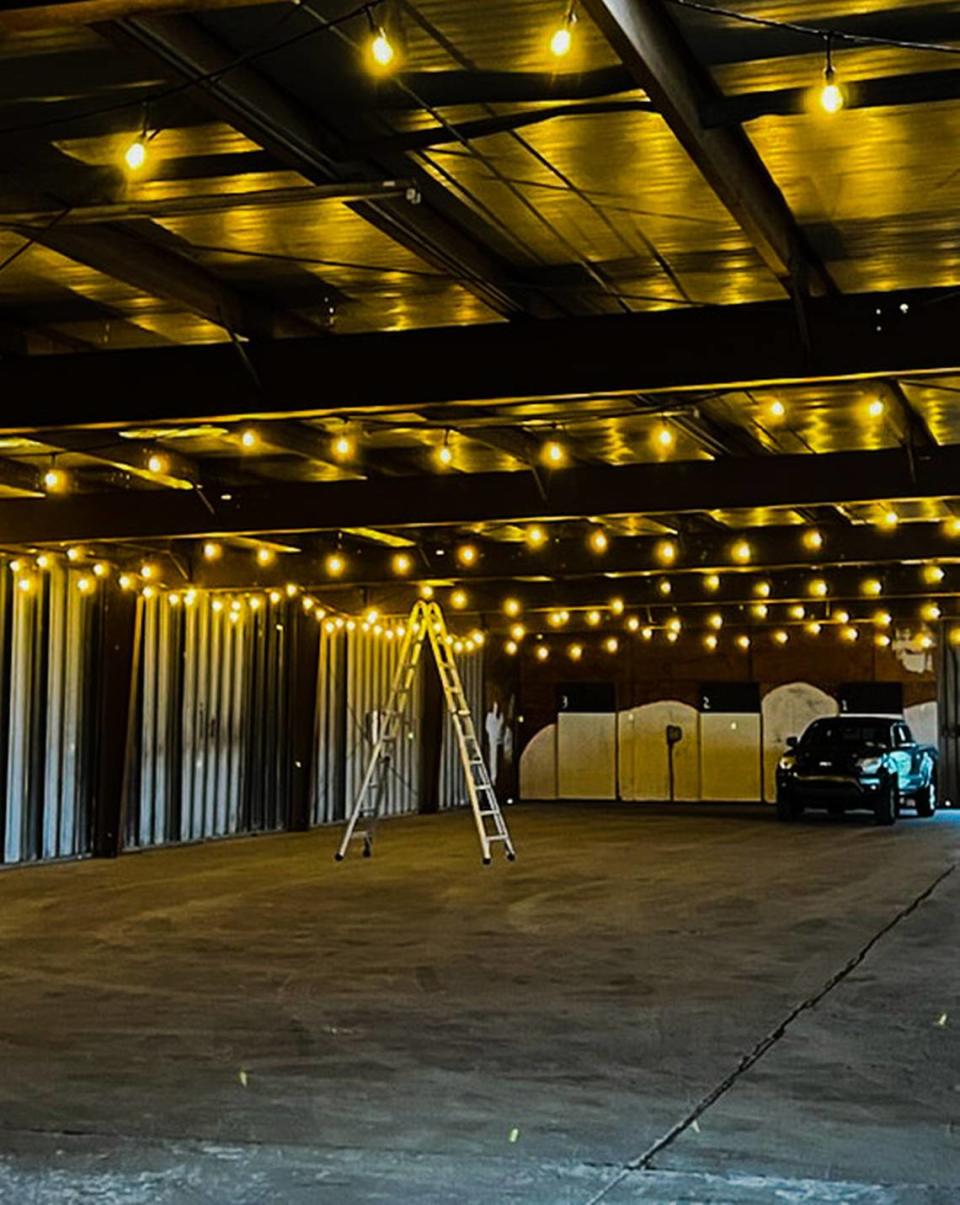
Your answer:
[203,542,222,561]
[124,139,146,170]
[369,27,395,68]
[841,625,859,642]
[772,629,789,646]
[325,553,345,577]
[285,583,299,598]
[436,442,453,468]
[550,21,573,57]
[505,640,519,656]
[881,509,899,528]
[788,604,805,621]
[805,621,822,637]
[923,564,945,585]
[503,598,522,617]
[588,528,609,554]
[703,573,720,593]
[92,562,107,578]
[509,623,526,642]
[808,578,828,598]
[66,547,82,562]
[922,602,942,622]
[256,547,275,567]
[568,643,583,661]
[451,589,468,610]
[944,518,960,538]
[535,644,550,662]
[666,630,679,645]
[874,610,892,628]
[666,616,682,634]
[420,584,434,600]
[392,552,412,576]
[736,634,751,652]
[547,609,570,628]
[586,609,601,627]
[754,581,771,598]
[332,433,354,460]
[751,603,768,620]
[609,597,625,617]
[655,540,677,565]
[868,398,885,419]
[707,612,723,630]
[657,579,672,597]
[240,428,258,449]
[731,540,752,564]
[168,592,180,607]
[768,399,786,420]
[542,439,566,467]
[43,468,67,492]
[833,609,850,625]
[861,578,882,597]
[119,574,133,591]
[920,633,935,651]
[140,563,156,580]
[704,634,719,651]
[819,79,844,115]
[36,555,51,570]
[17,577,33,593]
[457,544,478,567]
[875,633,892,649]
[142,585,156,601]
[603,636,619,655]
[654,424,675,452]
[641,626,654,641]
[147,453,167,474]
[269,590,282,605]
[526,525,547,548]
[802,528,823,552]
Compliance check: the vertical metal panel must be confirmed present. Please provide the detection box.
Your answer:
[2,561,97,866]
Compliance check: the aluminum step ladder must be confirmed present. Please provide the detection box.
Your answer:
[335,599,516,865]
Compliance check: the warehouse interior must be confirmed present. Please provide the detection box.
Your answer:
[2,0,960,1200]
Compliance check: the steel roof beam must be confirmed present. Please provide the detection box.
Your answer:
[2,445,960,545]
[581,0,833,298]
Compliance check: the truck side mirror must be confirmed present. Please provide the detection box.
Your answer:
[786,735,798,749]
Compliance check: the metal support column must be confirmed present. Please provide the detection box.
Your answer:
[91,587,140,857]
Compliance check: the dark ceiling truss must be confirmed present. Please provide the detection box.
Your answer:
[0,287,956,430]
[98,12,563,320]
[580,0,833,300]
[2,445,960,546]
[189,522,960,593]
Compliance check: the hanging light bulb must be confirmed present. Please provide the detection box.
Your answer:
[203,541,222,562]
[753,580,771,598]
[503,597,522,618]
[586,609,602,627]
[802,528,823,552]
[568,643,584,662]
[819,39,844,114]
[609,597,625,616]
[657,578,672,597]
[772,629,789,646]
[788,604,806,621]
[731,540,752,565]
[535,644,550,662]
[392,552,413,576]
[451,589,468,610]
[256,546,275,567]
[588,527,609,555]
[541,438,567,467]
[736,634,751,652]
[436,434,453,468]
[505,640,519,656]
[603,636,619,655]
[368,15,396,70]
[655,540,678,566]
[332,429,355,461]
[703,573,721,593]
[654,423,675,453]
[240,428,258,450]
[704,633,719,652]
[456,543,478,567]
[526,524,548,549]
[42,466,67,493]
[325,552,346,577]
[768,399,786,421]
[509,623,526,642]
[861,577,882,597]
[922,564,945,585]
[707,612,723,630]
[550,6,576,57]
[124,137,147,170]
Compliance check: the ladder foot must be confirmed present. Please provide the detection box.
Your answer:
[506,852,517,862]
[482,857,492,866]
[334,853,345,862]
[362,846,373,858]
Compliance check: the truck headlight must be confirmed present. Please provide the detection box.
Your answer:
[778,756,795,771]
[859,757,883,774]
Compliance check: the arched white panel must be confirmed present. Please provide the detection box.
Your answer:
[519,723,557,800]
[905,700,938,750]
[761,683,838,802]
[619,701,700,801]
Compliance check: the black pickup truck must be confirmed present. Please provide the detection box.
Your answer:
[776,715,937,826]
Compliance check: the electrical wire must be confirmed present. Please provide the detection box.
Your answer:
[0,0,385,142]
[664,0,960,56]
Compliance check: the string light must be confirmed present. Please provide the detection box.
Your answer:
[655,540,677,566]
[750,603,768,620]
[285,583,299,598]
[392,552,413,575]
[367,11,396,69]
[505,640,519,656]
[788,604,806,621]
[436,434,453,468]
[541,438,567,468]
[703,573,720,593]
[944,518,960,538]
[875,633,892,649]
[503,597,522,617]
[657,578,672,597]
[805,621,822,637]
[704,633,719,652]
[874,610,892,627]
[861,577,882,596]
[920,633,935,651]
[550,5,576,57]
[203,541,222,561]
[841,625,860,642]
[922,602,942,622]
[654,423,675,453]
[802,528,823,552]
[772,629,789,645]
[36,555,51,570]
[119,574,134,591]
[586,609,602,627]
[818,39,844,114]
[66,547,83,562]
[923,564,945,585]
[420,584,435,599]
[753,581,771,598]
[526,524,548,549]
[124,138,147,170]
[880,509,899,528]
[42,467,67,493]
[641,626,654,641]
[456,543,478,567]
[666,630,679,644]
[768,399,786,420]
[240,428,258,449]
[736,634,751,651]
[833,609,851,624]
[535,644,550,662]
[603,636,619,655]
[325,553,346,577]
[626,616,640,633]
[548,609,570,628]
[143,585,157,601]
[140,563,156,580]
[256,547,276,567]
[17,576,33,594]
[707,612,723,630]
[269,590,282,604]
[731,540,752,564]
[568,643,584,661]
[509,623,526,642]
[808,577,829,598]
[451,589,468,610]
[588,528,609,555]
[867,398,886,419]
[332,430,355,461]
[147,453,167,475]
[666,616,682,634]
[609,597,625,616]
[92,562,108,578]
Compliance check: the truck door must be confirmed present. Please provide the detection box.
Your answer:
[892,723,918,791]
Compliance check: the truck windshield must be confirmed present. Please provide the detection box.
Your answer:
[801,719,893,750]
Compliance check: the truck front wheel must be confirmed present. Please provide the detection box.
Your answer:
[776,790,803,822]
[915,774,937,818]
[874,777,898,826]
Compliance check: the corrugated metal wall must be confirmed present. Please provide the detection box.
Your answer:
[1,562,98,865]
[126,593,292,847]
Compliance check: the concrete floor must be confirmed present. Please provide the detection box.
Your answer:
[1,803,959,1203]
